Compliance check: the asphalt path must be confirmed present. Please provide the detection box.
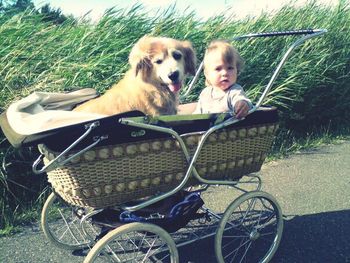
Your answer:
[1,140,349,263]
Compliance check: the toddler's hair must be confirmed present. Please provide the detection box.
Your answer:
[204,40,244,74]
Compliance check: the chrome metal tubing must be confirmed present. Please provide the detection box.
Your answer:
[182,60,204,98]
[32,121,104,174]
[119,118,193,211]
[254,29,327,109]
[120,116,249,212]
[181,29,327,101]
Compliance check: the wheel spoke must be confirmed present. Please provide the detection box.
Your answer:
[101,245,122,262]
[236,205,251,233]
[223,236,250,261]
[222,234,249,239]
[42,193,99,250]
[58,209,86,244]
[144,235,172,261]
[238,241,252,263]
[142,234,157,262]
[222,234,248,251]
[260,231,276,237]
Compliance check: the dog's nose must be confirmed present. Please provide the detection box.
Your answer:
[168,71,179,82]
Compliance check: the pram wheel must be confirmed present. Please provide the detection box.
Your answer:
[41,192,100,250]
[84,222,179,263]
[215,191,283,263]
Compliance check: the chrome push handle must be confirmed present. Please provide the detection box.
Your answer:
[253,29,327,109]
[182,28,327,101]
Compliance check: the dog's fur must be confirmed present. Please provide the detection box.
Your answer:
[74,36,196,116]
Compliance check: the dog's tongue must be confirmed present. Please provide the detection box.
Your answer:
[168,83,182,93]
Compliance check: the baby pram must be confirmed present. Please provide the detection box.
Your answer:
[0,29,326,263]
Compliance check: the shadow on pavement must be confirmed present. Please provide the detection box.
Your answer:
[177,210,350,263]
[272,209,350,263]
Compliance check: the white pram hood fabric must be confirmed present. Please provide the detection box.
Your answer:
[7,88,107,135]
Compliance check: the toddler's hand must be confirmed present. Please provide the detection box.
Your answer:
[235,100,250,119]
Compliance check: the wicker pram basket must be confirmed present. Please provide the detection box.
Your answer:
[39,112,279,209]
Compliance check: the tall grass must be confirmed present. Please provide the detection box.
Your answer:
[1,2,348,127]
[0,1,349,231]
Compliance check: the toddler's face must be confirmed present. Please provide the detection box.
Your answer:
[204,51,237,91]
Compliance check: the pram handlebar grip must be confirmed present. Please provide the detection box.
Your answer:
[233,29,327,40]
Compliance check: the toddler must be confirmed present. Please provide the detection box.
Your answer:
[193,40,252,118]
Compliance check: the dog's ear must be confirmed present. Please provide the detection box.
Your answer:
[129,36,153,78]
[180,41,196,76]
[135,58,152,79]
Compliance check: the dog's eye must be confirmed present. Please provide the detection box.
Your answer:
[172,52,182,60]
[154,59,163,64]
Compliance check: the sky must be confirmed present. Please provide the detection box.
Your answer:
[32,0,338,21]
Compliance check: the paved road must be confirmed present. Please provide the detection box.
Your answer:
[1,140,349,263]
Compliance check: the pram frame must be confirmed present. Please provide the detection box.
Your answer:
[2,29,327,263]
[32,29,327,212]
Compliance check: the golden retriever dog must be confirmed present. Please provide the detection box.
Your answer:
[74,36,196,116]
